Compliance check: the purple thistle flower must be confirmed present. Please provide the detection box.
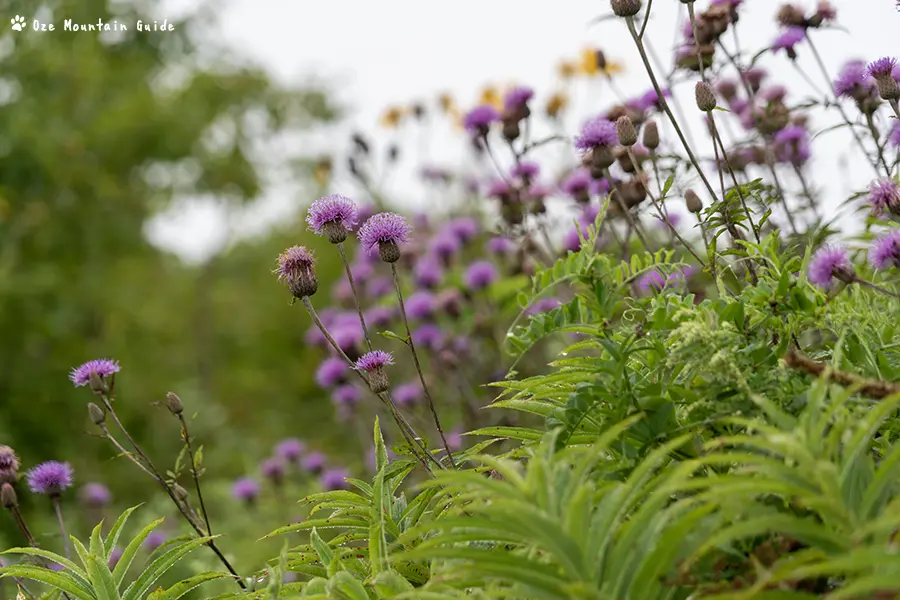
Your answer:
[0,446,20,482]
[320,468,350,491]
[26,461,74,495]
[504,86,534,113]
[526,297,562,315]
[232,477,260,503]
[870,230,900,270]
[814,0,836,22]
[430,233,462,260]
[304,325,326,347]
[331,324,363,354]
[355,350,393,372]
[350,261,374,285]
[69,358,120,387]
[771,27,805,54]
[867,57,898,79]
[367,277,394,298]
[890,123,900,148]
[144,531,166,551]
[742,67,768,89]
[574,116,617,151]
[487,179,512,199]
[331,384,361,407]
[275,246,318,298]
[773,126,811,166]
[635,89,672,112]
[414,255,444,289]
[834,60,875,98]
[275,438,305,463]
[446,218,480,243]
[464,105,500,134]
[302,452,326,474]
[393,382,422,406]
[563,227,585,252]
[759,85,787,102]
[561,168,592,198]
[358,213,412,261]
[412,324,444,351]
[637,271,667,293]
[79,483,111,507]
[108,547,123,570]
[510,161,540,180]
[868,179,900,216]
[315,357,347,389]
[446,431,464,452]
[808,245,854,289]
[365,306,394,327]
[405,291,437,321]
[486,236,516,255]
[464,261,498,290]
[666,266,699,286]
[261,458,286,483]
[306,194,359,242]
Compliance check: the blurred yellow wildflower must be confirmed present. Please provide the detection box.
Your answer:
[578,48,625,77]
[313,157,333,187]
[379,106,405,128]
[438,92,455,114]
[557,61,578,80]
[545,91,569,119]
[479,86,503,111]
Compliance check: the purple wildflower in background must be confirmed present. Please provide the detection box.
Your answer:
[406,291,437,320]
[808,245,854,289]
[487,236,516,255]
[144,531,166,551]
[331,323,363,354]
[772,27,805,54]
[504,86,534,113]
[574,116,617,151]
[331,384,361,407]
[759,85,787,102]
[261,458,286,483]
[742,67,767,89]
[635,88,672,112]
[0,446,19,483]
[232,478,260,503]
[464,261,498,290]
[561,168,592,198]
[430,233,462,261]
[79,483,111,507]
[358,213,412,260]
[315,357,348,389]
[446,217,480,243]
[563,227,585,252]
[70,359,120,387]
[773,126,811,166]
[890,123,900,148]
[365,306,394,327]
[350,261,374,285]
[393,382,422,406]
[320,468,350,491]
[302,452,326,474]
[446,431,463,452]
[657,213,682,229]
[487,179,511,199]
[306,194,359,241]
[870,230,900,270]
[666,266,699,286]
[834,60,875,98]
[526,297,562,315]
[637,271,667,293]
[867,179,900,216]
[463,105,500,134]
[367,277,394,298]
[275,438,305,463]
[867,57,898,79]
[510,161,540,180]
[356,350,393,372]
[414,255,444,288]
[26,461,74,495]
[108,547,123,570]
[412,324,444,351]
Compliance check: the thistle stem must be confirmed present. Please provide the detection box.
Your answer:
[390,263,455,467]
[336,242,373,352]
[177,414,213,536]
[51,496,70,559]
[603,167,650,251]
[855,277,900,299]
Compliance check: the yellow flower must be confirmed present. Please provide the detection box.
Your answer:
[578,49,600,76]
[313,157,333,187]
[557,60,578,80]
[379,106,405,128]
[603,60,625,76]
[479,86,503,111]
[438,92,455,114]
[545,91,569,119]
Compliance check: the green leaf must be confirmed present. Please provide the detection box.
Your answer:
[369,461,389,577]
[371,570,414,598]
[146,572,229,600]
[113,517,165,587]
[104,506,142,557]
[0,547,89,587]
[84,553,120,600]
[324,571,370,600]
[122,535,216,600]
[661,175,674,197]
[0,566,95,600]
[308,529,334,567]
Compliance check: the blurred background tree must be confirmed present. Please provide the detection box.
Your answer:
[0,0,351,551]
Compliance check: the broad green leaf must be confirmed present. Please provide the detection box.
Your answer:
[0,566,94,600]
[122,535,216,600]
[113,517,165,587]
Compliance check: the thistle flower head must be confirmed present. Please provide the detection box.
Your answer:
[464,105,500,134]
[574,116,617,152]
[320,468,350,491]
[504,86,534,113]
[412,324,444,351]
[413,255,444,288]
[890,123,900,148]
[355,350,393,372]
[315,357,348,389]
[358,213,412,262]
[562,168,592,198]
[365,306,394,327]
[306,194,359,243]
[610,0,642,18]
[510,161,540,180]
[393,382,422,406]
[771,27,805,54]
[275,246,318,298]
[464,260,498,290]
[144,532,166,551]
[637,270,667,293]
[487,179,512,199]
[430,233,462,260]
[261,458,286,482]
[70,359,120,388]
[26,461,74,495]
[773,125,811,166]
[331,384,361,407]
[808,245,854,289]
[275,438,305,462]
[526,297,562,315]
[79,483,111,507]
[446,217,480,243]
[232,477,259,502]
[302,452,326,474]
[867,179,900,216]
[367,277,394,298]
[760,85,788,102]
[486,236,516,255]
[867,57,898,79]
[0,446,19,483]
[406,291,437,321]
[834,60,875,98]
[870,230,900,270]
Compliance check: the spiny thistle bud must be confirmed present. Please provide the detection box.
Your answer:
[695,81,717,112]
[173,483,190,503]
[616,116,637,146]
[1,483,17,509]
[356,351,393,394]
[591,146,616,170]
[867,58,900,101]
[502,118,521,142]
[358,213,412,264]
[88,402,106,425]
[610,0,642,17]
[0,446,19,485]
[776,4,807,28]
[685,190,703,213]
[275,246,318,298]
[164,392,184,416]
[642,121,660,150]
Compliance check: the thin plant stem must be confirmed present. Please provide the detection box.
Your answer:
[176,414,212,536]
[390,263,455,466]
[856,277,900,299]
[626,18,720,208]
[891,99,900,122]
[864,112,890,177]
[638,0,652,39]
[763,148,800,235]
[51,497,70,559]
[792,164,821,220]
[336,242,373,352]
[603,168,650,251]
[706,114,761,243]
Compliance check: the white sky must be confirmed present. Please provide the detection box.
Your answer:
[146,0,900,262]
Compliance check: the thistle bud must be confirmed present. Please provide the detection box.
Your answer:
[88,402,106,425]
[164,392,184,416]
[610,0,642,17]
[275,246,318,298]
[642,121,660,150]
[591,146,616,170]
[685,190,703,213]
[616,116,637,146]
[0,446,19,485]
[695,82,717,112]
[502,118,521,142]
[1,483,17,509]
[89,371,108,396]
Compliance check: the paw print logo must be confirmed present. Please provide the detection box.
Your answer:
[10,15,25,31]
